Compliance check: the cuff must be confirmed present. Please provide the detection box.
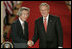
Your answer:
[58,46,63,48]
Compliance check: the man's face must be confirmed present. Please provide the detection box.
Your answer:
[40,6,49,17]
[20,10,29,21]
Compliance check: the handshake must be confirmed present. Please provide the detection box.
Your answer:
[27,40,34,47]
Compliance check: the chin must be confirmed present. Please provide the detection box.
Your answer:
[42,15,46,17]
[24,19,26,21]
[43,16,47,17]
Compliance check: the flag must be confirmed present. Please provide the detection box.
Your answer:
[3,1,13,15]
[3,1,17,15]
[1,1,5,43]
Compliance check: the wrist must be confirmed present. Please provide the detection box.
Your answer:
[32,41,34,45]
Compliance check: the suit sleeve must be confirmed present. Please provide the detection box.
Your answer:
[10,23,27,43]
[56,17,63,47]
[32,21,39,44]
[26,23,29,41]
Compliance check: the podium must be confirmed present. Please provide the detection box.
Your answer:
[13,43,28,48]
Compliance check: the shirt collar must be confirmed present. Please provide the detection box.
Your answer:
[43,14,49,21]
[19,17,24,25]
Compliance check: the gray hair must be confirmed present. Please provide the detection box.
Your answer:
[17,7,30,16]
[39,3,50,10]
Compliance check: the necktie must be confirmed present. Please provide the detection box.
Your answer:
[23,21,26,34]
[44,17,47,32]
[22,22,25,34]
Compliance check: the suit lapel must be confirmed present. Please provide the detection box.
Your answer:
[24,21,27,34]
[47,15,53,33]
[40,17,46,33]
[17,19,23,35]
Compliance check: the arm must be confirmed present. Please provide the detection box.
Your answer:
[32,21,39,44]
[26,23,29,41]
[27,21,39,47]
[56,17,63,47]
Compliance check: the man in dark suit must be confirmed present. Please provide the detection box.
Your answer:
[28,3,63,48]
[10,7,30,48]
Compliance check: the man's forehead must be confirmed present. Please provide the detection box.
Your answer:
[22,10,29,12]
[22,10,29,13]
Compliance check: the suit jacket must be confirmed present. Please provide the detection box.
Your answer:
[10,19,28,43]
[32,15,63,48]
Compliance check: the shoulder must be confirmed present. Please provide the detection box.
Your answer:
[49,15,60,20]
[25,21,28,25]
[11,19,19,26]
[50,15,59,18]
[35,17,42,22]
